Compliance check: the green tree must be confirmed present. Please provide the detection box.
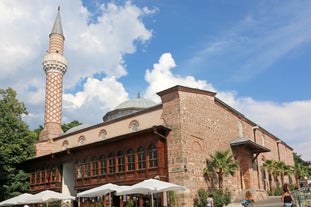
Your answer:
[33,120,82,138]
[294,153,310,177]
[293,163,309,186]
[275,161,291,186]
[203,150,238,190]
[262,159,277,193]
[61,120,82,133]
[0,88,36,200]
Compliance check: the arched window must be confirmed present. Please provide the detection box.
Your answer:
[78,136,86,145]
[137,146,146,169]
[62,140,69,150]
[100,155,107,175]
[127,148,135,171]
[99,129,107,140]
[261,135,265,146]
[148,143,158,168]
[108,153,115,174]
[117,151,125,172]
[129,120,139,132]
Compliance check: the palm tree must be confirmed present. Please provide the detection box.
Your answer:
[293,163,309,187]
[275,161,291,186]
[203,150,238,190]
[262,160,277,192]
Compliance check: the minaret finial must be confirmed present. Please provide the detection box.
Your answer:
[58,5,60,11]
[138,92,140,99]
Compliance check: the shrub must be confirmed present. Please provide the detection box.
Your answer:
[195,188,231,207]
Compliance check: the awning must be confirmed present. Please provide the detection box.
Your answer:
[230,137,270,162]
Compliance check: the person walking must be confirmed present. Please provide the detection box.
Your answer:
[206,194,214,207]
[281,184,295,207]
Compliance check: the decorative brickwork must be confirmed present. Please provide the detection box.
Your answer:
[39,12,67,141]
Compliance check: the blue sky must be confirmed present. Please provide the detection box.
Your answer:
[0,0,310,160]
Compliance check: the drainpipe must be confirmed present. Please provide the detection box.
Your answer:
[252,125,261,189]
[276,140,281,161]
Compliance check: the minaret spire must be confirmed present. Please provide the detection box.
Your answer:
[39,7,67,141]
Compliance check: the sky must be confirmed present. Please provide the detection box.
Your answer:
[0,0,310,161]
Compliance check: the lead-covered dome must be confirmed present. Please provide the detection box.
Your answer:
[103,97,157,122]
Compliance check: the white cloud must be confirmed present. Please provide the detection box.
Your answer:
[144,53,215,102]
[0,0,153,128]
[62,76,128,125]
[63,76,128,110]
[144,53,311,161]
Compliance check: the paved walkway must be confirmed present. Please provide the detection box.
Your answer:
[228,196,282,207]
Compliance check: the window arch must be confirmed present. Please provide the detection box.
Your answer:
[117,151,125,172]
[108,153,115,174]
[78,136,86,145]
[129,120,139,132]
[62,140,69,150]
[127,148,135,171]
[99,129,107,140]
[137,146,146,169]
[148,143,158,168]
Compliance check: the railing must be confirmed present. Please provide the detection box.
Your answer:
[292,187,311,207]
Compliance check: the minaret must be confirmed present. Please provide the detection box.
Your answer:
[39,6,67,141]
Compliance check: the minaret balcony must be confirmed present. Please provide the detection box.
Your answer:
[43,53,67,74]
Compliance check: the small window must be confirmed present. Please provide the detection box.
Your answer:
[92,157,98,176]
[77,161,83,178]
[108,153,115,174]
[62,140,69,150]
[148,144,158,168]
[117,151,125,172]
[100,155,107,175]
[129,120,139,132]
[99,129,107,140]
[78,136,85,145]
[137,146,146,169]
[127,148,135,171]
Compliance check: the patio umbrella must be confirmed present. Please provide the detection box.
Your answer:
[77,183,129,207]
[77,183,128,197]
[116,178,187,206]
[116,178,186,195]
[0,193,33,206]
[19,190,75,207]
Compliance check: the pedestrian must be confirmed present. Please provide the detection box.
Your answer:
[281,184,295,207]
[206,194,214,207]
[242,191,255,207]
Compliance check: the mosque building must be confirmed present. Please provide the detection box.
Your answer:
[22,8,295,207]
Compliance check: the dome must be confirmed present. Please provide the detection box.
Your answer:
[115,98,157,109]
[103,97,157,122]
